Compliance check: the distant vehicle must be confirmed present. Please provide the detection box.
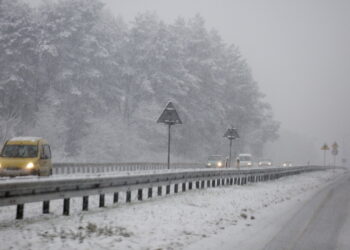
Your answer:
[0,137,52,177]
[237,153,253,167]
[258,159,273,167]
[282,161,293,167]
[206,155,226,168]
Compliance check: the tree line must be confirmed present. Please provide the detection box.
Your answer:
[0,0,279,162]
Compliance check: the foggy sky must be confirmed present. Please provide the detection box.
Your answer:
[103,0,350,158]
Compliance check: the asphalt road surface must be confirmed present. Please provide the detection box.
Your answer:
[263,170,350,250]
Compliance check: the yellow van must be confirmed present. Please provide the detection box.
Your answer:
[0,137,52,177]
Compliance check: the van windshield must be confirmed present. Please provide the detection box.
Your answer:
[208,155,223,161]
[240,156,252,161]
[1,145,38,158]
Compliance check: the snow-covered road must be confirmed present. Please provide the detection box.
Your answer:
[0,169,345,250]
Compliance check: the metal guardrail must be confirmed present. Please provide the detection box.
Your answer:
[0,165,329,220]
[53,162,204,175]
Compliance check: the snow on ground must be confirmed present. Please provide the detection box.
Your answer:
[0,169,345,250]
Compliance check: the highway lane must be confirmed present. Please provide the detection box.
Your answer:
[263,170,350,250]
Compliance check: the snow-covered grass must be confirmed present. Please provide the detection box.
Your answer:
[0,169,345,250]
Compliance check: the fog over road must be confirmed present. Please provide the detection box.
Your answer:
[263,170,350,250]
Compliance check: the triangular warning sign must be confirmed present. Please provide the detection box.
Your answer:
[224,127,239,139]
[157,102,182,125]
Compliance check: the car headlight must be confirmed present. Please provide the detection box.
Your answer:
[217,161,222,167]
[283,163,287,167]
[26,162,34,169]
[258,162,262,166]
[248,162,252,166]
[268,163,272,166]
[208,163,211,166]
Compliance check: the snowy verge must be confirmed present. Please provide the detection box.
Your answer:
[0,169,345,250]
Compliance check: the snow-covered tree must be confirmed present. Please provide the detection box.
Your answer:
[1,0,279,161]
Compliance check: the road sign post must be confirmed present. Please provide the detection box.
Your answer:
[224,127,239,168]
[157,102,182,169]
[321,143,329,167]
[331,142,339,170]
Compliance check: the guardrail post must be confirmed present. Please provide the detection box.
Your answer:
[113,193,118,203]
[63,198,70,216]
[182,183,186,192]
[207,180,211,187]
[138,189,143,201]
[99,194,105,207]
[16,204,24,220]
[212,179,216,187]
[174,184,178,193]
[221,179,225,186]
[217,179,220,187]
[148,187,153,198]
[43,201,50,214]
[126,191,131,202]
[201,180,205,189]
[230,178,233,185]
[158,186,162,196]
[166,185,170,195]
[196,181,200,189]
[83,196,89,211]
[189,182,193,190]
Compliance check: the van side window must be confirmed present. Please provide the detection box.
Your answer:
[44,145,51,159]
[40,145,51,159]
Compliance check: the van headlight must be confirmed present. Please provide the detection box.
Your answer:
[248,162,252,166]
[217,161,222,167]
[26,162,34,169]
